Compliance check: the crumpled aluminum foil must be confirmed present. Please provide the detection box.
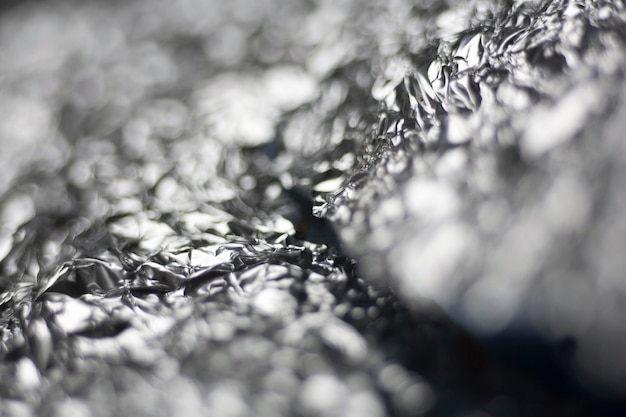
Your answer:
[315,0,626,394]
[1,0,625,415]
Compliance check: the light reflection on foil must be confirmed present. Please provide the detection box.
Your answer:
[1,0,626,416]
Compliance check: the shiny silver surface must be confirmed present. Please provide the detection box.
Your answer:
[1,0,625,415]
